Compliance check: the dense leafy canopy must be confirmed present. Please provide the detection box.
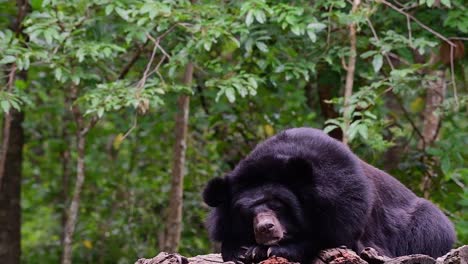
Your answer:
[0,0,466,263]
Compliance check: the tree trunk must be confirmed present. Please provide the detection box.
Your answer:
[61,85,88,264]
[419,70,446,149]
[418,70,446,198]
[162,62,193,252]
[342,0,360,145]
[315,67,343,141]
[0,2,29,263]
[0,110,24,264]
[60,95,72,247]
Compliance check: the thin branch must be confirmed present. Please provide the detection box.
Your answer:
[196,85,210,115]
[52,16,87,56]
[388,52,411,65]
[407,15,413,47]
[393,0,420,10]
[6,63,17,90]
[452,176,466,189]
[327,4,333,47]
[366,19,395,71]
[121,113,138,141]
[135,24,179,91]
[157,23,180,42]
[118,40,149,80]
[155,42,172,60]
[146,55,168,83]
[450,45,459,109]
[136,35,159,91]
[391,92,425,146]
[378,0,456,47]
[80,116,99,136]
[341,56,348,71]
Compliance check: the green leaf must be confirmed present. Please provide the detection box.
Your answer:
[426,0,435,7]
[441,0,451,7]
[248,77,258,89]
[10,99,20,110]
[348,120,362,140]
[105,5,114,15]
[31,0,43,10]
[372,54,383,73]
[229,36,240,48]
[246,10,254,26]
[76,49,85,62]
[1,101,10,113]
[358,125,368,140]
[225,87,236,103]
[441,157,451,174]
[54,68,62,81]
[291,25,303,36]
[0,55,16,65]
[115,7,129,21]
[97,108,104,118]
[43,28,54,45]
[360,50,377,59]
[306,30,317,42]
[233,83,248,97]
[307,22,326,32]
[255,42,268,52]
[323,125,338,134]
[254,10,266,24]
[71,75,80,85]
[15,79,27,90]
[203,41,212,51]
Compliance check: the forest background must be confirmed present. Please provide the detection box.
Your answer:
[0,0,467,264]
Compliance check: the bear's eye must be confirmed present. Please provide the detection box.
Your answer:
[268,200,284,211]
[233,200,253,216]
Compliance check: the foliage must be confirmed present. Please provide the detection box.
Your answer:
[0,0,466,263]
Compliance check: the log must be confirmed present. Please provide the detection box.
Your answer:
[436,246,468,264]
[312,247,367,264]
[134,246,468,264]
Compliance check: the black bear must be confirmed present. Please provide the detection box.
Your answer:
[203,128,455,263]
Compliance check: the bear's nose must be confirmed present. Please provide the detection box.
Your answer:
[258,222,275,233]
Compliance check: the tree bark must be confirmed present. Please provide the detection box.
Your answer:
[0,2,29,263]
[162,62,193,252]
[0,110,24,264]
[61,85,88,264]
[419,70,446,149]
[314,67,343,141]
[418,70,446,198]
[59,95,72,247]
[342,0,360,145]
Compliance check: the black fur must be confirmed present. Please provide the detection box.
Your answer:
[203,128,455,263]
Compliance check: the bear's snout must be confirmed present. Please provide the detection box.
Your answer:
[253,211,284,245]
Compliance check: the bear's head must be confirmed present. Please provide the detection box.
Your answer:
[203,155,311,245]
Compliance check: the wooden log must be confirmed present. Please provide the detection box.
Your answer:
[312,247,368,264]
[436,245,468,264]
[134,246,468,264]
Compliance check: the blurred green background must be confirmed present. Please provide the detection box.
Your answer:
[0,0,466,263]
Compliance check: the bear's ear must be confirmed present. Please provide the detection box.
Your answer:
[285,156,313,183]
[203,177,229,207]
